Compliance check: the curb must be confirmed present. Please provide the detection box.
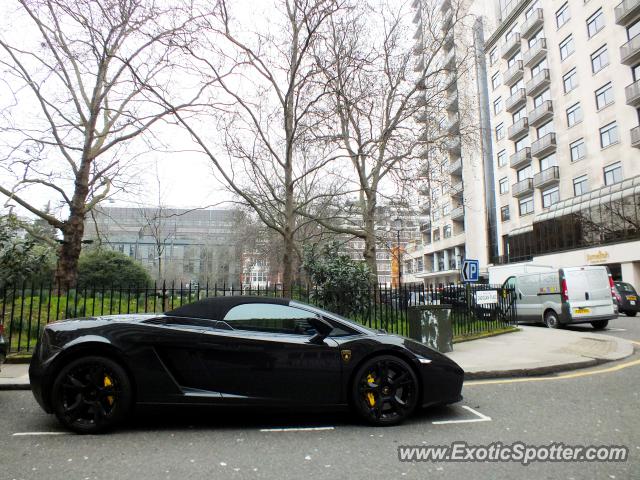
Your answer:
[463,358,606,380]
[0,382,30,391]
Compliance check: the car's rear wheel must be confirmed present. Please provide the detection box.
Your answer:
[591,320,609,330]
[626,311,637,317]
[351,355,418,426]
[544,310,560,329]
[51,355,132,434]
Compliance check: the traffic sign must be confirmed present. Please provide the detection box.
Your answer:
[461,259,479,283]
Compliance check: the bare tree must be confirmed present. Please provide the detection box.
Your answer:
[308,0,474,283]
[144,0,347,288]
[0,0,201,285]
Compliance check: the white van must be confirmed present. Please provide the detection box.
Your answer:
[503,266,616,329]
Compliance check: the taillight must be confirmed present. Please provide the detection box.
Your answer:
[561,278,569,302]
[608,275,616,299]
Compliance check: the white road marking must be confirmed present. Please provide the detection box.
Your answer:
[12,432,70,436]
[605,328,627,332]
[431,405,492,425]
[259,426,335,432]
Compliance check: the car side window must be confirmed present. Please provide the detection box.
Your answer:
[504,277,516,290]
[223,304,318,335]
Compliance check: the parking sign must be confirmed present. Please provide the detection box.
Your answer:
[461,259,479,283]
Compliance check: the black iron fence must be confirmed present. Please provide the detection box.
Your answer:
[0,282,516,354]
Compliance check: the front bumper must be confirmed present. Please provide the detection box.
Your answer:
[420,356,464,408]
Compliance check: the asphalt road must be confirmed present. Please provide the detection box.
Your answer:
[1,315,638,480]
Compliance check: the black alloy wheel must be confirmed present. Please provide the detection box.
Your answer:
[51,356,132,434]
[352,355,418,426]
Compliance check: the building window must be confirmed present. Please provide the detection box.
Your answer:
[569,138,586,162]
[599,122,619,148]
[490,47,498,65]
[590,45,609,73]
[443,202,450,216]
[556,2,570,29]
[594,82,614,110]
[510,78,524,94]
[443,225,452,238]
[566,103,582,127]
[587,9,604,38]
[531,58,548,77]
[573,175,588,196]
[540,153,557,170]
[501,205,510,222]
[512,107,526,123]
[563,68,578,93]
[496,123,505,140]
[494,97,503,114]
[541,186,560,209]
[533,89,551,108]
[515,135,530,152]
[507,51,521,67]
[517,165,533,181]
[497,149,507,167]
[559,35,575,61]
[603,162,622,186]
[499,177,509,194]
[537,121,554,139]
[519,196,534,216]
[528,29,544,47]
[433,228,440,242]
[492,72,501,90]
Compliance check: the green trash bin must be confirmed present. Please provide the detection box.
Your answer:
[407,305,453,353]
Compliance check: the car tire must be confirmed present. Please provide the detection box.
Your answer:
[543,310,560,329]
[351,355,419,426]
[591,320,609,330]
[626,311,637,317]
[51,355,132,434]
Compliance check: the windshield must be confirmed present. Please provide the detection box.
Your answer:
[615,282,635,293]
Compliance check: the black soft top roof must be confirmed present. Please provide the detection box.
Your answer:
[165,296,290,320]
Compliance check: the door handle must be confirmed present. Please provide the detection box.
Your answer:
[585,292,590,300]
[518,292,522,300]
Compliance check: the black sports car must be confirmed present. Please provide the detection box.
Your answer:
[29,296,464,433]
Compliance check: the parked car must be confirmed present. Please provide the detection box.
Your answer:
[30,296,464,433]
[614,282,639,317]
[0,323,7,369]
[502,266,617,329]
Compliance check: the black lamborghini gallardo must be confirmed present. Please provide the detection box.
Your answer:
[29,296,464,433]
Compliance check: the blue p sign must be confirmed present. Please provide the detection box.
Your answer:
[461,259,479,283]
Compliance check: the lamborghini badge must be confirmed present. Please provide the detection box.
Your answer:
[341,350,352,363]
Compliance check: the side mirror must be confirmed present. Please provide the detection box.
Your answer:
[307,316,333,344]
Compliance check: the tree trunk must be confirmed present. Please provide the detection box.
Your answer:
[55,209,85,287]
[362,194,378,287]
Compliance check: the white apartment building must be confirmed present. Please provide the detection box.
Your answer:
[485,0,640,286]
[404,0,495,287]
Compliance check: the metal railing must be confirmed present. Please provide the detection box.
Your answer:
[533,166,560,188]
[0,282,517,353]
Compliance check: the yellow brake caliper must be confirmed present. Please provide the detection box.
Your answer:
[104,375,114,406]
[366,373,376,407]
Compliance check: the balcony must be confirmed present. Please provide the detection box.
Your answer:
[529,100,553,127]
[526,69,551,97]
[521,9,544,39]
[446,91,458,112]
[626,80,640,107]
[523,38,547,68]
[447,137,461,155]
[450,205,464,221]
[501,33,521,59]
[508,117,529,140]
[449,157,463,175]
[509,147,532,169]
[445,117,460,134]
[420,221,432,232]
[531,132,557,158]
[632,126,640,148]
[503,60,524,87]
[533,166,560,189]
[451,181,463,197]
[444,72,457,91]
[505,88,527,113]
[620,34,640,66]
[615,0,640,26]
[444,49,456,71]
[512,178,534,198]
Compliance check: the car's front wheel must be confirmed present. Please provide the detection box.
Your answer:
[51,355,132,434]
[351,355,419,426]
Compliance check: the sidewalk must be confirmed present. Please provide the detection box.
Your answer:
[0,326,635,389]
[447,325,635,379]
